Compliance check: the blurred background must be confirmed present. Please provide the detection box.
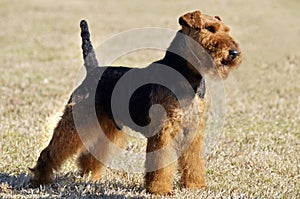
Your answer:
[0,0,299,198]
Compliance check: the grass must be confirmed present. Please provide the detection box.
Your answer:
[1,0,299,198]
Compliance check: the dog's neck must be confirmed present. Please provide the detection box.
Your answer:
[155,30,204,93]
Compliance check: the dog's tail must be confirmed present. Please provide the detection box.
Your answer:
[80,20,98,73]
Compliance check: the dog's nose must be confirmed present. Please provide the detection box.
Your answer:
[229,49,239,60]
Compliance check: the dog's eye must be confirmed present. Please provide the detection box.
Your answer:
[206,26,215,33]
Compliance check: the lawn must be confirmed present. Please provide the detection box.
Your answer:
[0,0,299,198]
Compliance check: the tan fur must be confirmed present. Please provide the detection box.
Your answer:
[77,115,127,182]
[179,97,206,189]
[30,10,242,195]
[29,105,84,186]
[179,11,242,78]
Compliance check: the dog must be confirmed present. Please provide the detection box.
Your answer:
[30,10,242,195]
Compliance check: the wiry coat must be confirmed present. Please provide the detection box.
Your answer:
[30,10,241,195]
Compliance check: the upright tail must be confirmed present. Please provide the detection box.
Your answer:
[80,20,98,73]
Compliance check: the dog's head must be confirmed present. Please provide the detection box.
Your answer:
[179,10,242,78]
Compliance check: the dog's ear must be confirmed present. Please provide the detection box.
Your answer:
[214,16,222,21]
[179,11,202,30]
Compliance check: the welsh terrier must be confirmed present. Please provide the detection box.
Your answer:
[30,10,242,195]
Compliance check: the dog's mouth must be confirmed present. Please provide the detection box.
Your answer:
[220,52,241,67]
[220,58,235,68]
[221,59,230,66]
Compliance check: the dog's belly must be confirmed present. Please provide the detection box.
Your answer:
[75,66,202,133]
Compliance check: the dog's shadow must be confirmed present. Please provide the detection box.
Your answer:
[0,172,147,198]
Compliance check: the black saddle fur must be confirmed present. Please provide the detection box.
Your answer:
[70,20,205,132]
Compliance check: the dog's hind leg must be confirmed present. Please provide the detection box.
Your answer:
[76,115,127,182]
[29,105,84,186]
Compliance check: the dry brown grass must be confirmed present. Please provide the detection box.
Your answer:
[0,0,299,198]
